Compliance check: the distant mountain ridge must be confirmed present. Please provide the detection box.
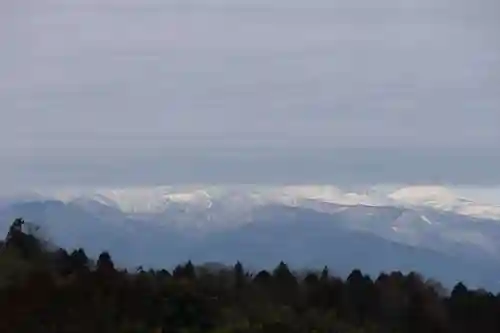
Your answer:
[2,185,500,290]
[13,184,500,219]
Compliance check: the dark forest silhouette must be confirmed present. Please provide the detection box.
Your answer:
[0,218,499,333]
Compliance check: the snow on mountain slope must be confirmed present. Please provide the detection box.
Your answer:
[28,184,500,220]
[43,186,214,213]
[387,185,500,220]
[458,205,500,221]
[6,184,500,278]
[388,186,462,209]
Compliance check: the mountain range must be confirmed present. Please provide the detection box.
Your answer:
[1,185,500,290]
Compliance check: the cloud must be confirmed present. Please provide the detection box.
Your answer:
[0,0,499,186]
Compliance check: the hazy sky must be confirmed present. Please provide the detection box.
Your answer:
[0,0,499,187]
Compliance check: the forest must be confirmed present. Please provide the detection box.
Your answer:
[0,218,499,333]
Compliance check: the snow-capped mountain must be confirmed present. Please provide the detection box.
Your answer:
[387,186,500,220]
[32,184,500,220]
[5,184,500,259]
[3,184,500,290]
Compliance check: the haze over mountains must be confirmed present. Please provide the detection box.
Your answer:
[2,184,500,290]
[1,0,499,299]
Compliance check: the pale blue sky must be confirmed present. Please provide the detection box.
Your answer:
[0,0,499,187]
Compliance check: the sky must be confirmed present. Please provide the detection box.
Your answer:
[0,0,499,188]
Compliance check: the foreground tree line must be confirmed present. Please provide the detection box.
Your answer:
[0,219,499,333]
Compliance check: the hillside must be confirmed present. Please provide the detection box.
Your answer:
[0,218,499,333]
